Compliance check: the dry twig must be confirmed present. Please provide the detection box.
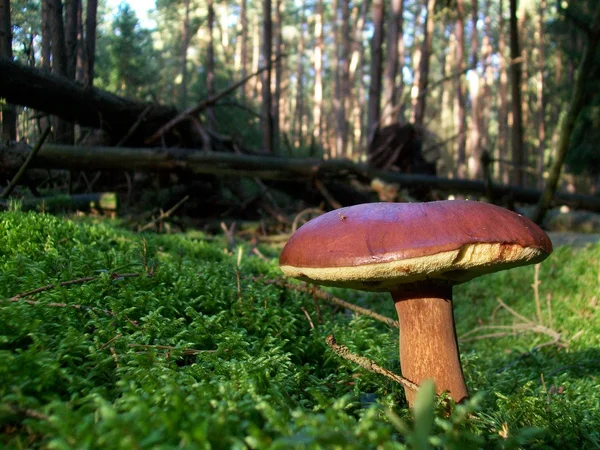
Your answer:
[138,195,190,232]
[326,334,418,392]
[301,306,315,329]
[261,278,398,329]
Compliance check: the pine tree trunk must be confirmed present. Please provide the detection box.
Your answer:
[251,14,261,98]
[179,0,191,108]
[273,0,283,149]
[467,0,482,178]
[367,0,385,141]
[85,0,97,87]
[239,0,248,99]
[293,0,306,146]
[535,0,546,189]
[261,0,273,153]
[497,0,509,184]
[64,0,79,79]
[509,0,525,186]
[412,0,436,127]
[455,0,467,178]
[47,0,74,144]
[0,0,17,141]
[382,0,404,127]
[339,0,350,157]
[206,0,216,125]
[312,0,323,147]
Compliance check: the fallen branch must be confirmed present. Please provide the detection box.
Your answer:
[5,143,600,211]
[326,334,418,392]
[138,195,190,232]
[1,126,51,199]
[262,278,398,329]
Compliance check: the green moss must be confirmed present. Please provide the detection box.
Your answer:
[1,211,599,448]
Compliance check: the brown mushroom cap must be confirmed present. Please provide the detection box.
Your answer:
[279,201,553,291]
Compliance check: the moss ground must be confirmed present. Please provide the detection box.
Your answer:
[1,211,598,449]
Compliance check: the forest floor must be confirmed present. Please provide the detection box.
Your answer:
[1,210,599,449]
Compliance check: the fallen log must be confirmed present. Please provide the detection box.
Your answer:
[0,58,189,146]
[2,143,600,212]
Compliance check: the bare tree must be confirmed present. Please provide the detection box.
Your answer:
[0,0,17,141]
[179,0,191,108]
[293,0,306,145]
[64,0,80,79]
[312,0,323,145]
[382,0,404,126]
[47,0,74,144]
[467,0,483,178]
[411,0,436,126]
[239,0,248,98]
[535,0,546,188]
[85,0,98,86]
[455,0,467,178]
[367,0,385,141]
[509,0,525,186]
[273,0,283,147]
[262,0,273,153]
[207,0,216,124]
[497,0,509,183]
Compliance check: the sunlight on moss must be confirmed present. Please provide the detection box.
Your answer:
[0,212,598,448]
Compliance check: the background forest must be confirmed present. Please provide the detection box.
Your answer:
[2,0,600,199]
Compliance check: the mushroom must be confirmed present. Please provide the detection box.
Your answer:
[279,201,552,405]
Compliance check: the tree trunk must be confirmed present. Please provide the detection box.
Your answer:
[339,0,350,157]
[293,0,306,146]
[273,0,283,149]
[251,13,261,98]
[42,0,52,69]
[239,0,248,99]
[441,32,456,175]
[0,0,17,141]
[261,0,273,153]
[532,3,600,223]
[312,0,323,146]
[367,0,385,141]
[85,0,97,87]
[535,0,546,189]
[497,0,509,184]
[207,0,216,124]
[509,0,525,187]
[411,0,436,127]
[347,2,368,157]
[47,0,74,144]
[467,0,482,178]
[382,0,404,127]
[179,0,191,109]
[455,0,467,178]
[64,0,79,79]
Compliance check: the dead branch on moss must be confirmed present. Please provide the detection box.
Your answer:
[326,334,418,392]
[128,344,217,355]
[459,265,568,350]
[261,278,398,329]
[138,195,190,232]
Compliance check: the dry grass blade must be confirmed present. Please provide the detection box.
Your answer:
[326,334,418,392]
[261,278,398,328]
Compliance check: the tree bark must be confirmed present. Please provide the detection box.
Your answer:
[293,0,306,145]
[382,0,404,126]
[535,0,546,189]
[261,0,273,153]
[0,58,185,145]
[0,0,17,141]
[455,0,467,178]
[312,0,323,145]
[47,0,74,144]
[239,0,248,99]
[64,0,80,79]
[207,0,216,124]
[273,0,283,149]
[367,0,385,141]
[532,3,600,223]
[509,0,525,187]
[179,0,192,109]
[85,0,97,87]
[467,0,482,178]
[411,0,436,127]
[4,142,600,212]
[338,0,350,157]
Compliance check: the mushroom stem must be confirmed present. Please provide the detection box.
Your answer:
[391,284,468,406]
